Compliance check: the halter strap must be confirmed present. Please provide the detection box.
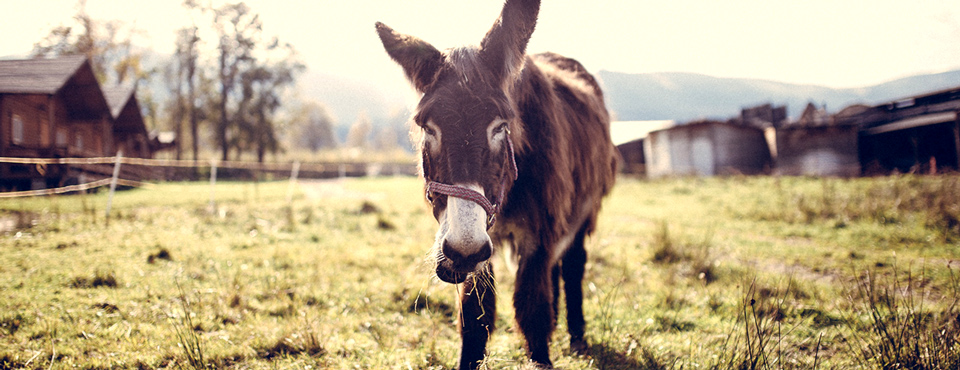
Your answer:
[426,130,518,229]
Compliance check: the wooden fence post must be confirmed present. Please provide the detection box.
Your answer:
[287,161,301,203]
[209,159,218,213]
[105,150,123,225]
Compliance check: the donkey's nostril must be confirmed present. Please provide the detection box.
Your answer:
[473,241,492,263]
[441,240,464,264]
[441,239,492,270]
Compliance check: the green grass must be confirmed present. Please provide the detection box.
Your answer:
[0,175,958,369]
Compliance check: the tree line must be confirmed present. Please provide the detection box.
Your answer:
[31,0,343,163]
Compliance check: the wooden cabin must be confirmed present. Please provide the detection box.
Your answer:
[0,55,151,190]
[103,84,151,159]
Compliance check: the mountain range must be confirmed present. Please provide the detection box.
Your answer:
[597,69,960,122]
[307,68,960,131]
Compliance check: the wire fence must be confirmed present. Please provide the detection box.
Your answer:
[0,153,418,200]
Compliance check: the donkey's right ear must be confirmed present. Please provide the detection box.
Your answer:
[376,22,444,93]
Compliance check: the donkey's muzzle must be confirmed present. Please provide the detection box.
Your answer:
[435,239,492,284]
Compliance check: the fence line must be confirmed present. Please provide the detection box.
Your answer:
[0,154,417,200]
[0,156,411,173]
[0,178,151,199]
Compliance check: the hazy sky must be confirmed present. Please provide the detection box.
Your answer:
[4,0,960,97]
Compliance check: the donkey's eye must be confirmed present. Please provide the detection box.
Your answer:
[424,126,437,136]
[493,123,507,135]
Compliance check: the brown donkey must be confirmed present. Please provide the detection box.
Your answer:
[376,0,617,367]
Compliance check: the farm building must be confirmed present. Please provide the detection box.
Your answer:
[610,120,674,174]
[740,103,787,128]
[843,86,960,174]
[644,120,772,177]
[0,55,153,190]
[773,103,861,177]
[103,84,152,159]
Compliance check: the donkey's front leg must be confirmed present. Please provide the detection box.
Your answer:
[459,263,496,370]
[514,249,555,367]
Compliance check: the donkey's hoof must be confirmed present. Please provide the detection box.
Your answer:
[570,338,588,355]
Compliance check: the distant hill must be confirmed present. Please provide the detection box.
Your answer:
[298,72,411,127]
[298,71,417,145]
[295,67,960,136]
[598,69,960,122]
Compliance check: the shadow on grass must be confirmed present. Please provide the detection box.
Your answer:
[585,341,672,370]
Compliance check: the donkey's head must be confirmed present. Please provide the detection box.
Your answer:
[377,0,539,284]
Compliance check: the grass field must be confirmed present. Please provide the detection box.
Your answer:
[0,175,958,369]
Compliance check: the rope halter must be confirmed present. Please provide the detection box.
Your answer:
[426,129,518,229]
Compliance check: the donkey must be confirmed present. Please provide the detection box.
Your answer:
[376,0,617,368]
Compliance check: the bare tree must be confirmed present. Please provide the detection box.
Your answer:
[238,47,304,162]
[172,24,201,162]
[346,112,373,149]
[294,102,338,152]
[211,2,260,161]
[32,0,146,85]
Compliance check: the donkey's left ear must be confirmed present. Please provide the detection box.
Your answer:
[376,22,444,93]
[478,0,540,86]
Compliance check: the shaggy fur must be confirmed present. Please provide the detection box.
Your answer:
[377,0,617,368]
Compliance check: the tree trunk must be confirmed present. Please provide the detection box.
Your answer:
[218,48,230,162]
[173,65,184,160]
[187,62,198,164]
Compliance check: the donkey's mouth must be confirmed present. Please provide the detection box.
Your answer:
[435,252,487,284]
[436,263,469,284]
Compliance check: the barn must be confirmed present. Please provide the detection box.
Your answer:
[644,120,772,177]
[773,103,861,177]
[0,55,152,190]
[850,86,960,174]
[610,120,674,175]
[103,84,152,159]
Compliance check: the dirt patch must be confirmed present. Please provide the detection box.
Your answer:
[0,211,39,233]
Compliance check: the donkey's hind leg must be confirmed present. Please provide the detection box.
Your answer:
[562,222,590,354]
[459,262,496,370]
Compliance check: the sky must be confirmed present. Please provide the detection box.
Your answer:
[3,0,960,101]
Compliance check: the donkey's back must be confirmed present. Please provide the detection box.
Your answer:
[501,51,617,248]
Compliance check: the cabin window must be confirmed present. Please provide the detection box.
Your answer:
[56,127,68,147]
[75,132,84,152]
[11,113,24,145]
[40,117,50,147]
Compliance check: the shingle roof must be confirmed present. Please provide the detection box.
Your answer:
[0,55,88,94]
[102,84,135,119]
[102,83,145,134]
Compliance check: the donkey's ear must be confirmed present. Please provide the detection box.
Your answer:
[376,22,444,93]
[478,0,540,86]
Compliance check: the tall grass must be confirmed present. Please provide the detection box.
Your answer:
[844,265,960,369]
[3,177,960,369]
[707,278,824,370]
[744,175,960,240]
[650,221,719,284]
[172,282,207,370]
